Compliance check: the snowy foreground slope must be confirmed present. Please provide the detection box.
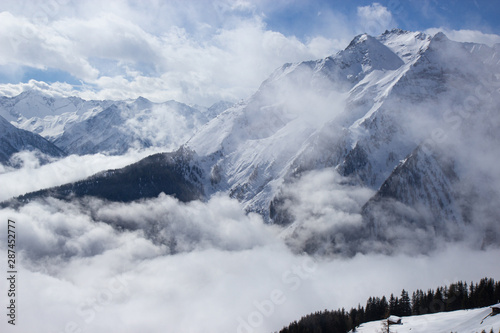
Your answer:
[354,305,500,333]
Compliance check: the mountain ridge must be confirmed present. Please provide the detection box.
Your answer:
[0,90,235,156]
[0,114,66,165]
[5,29,500,255]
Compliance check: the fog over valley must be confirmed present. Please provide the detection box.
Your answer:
[1,1,500,333]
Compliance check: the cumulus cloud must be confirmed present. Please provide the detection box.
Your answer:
[0,107,499,332]
[0,11,100,80]
[0,79,77,98]
[357,3,396,35]
[1,1,499,107]
[94,193,278,253]
[0,2,348,106]
[425,27,500,45]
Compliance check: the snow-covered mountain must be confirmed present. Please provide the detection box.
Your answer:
[52,98,222,155]
[354,304,500,333]
[0,114,65,164]
[186,30,434,213]
[6,29,500,254]
[0,90,233,155]
[0,90,113,140]
[184,29,500,252]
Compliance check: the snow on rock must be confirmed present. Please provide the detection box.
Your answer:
[53,98,221,155]
[186,28,500,255]
[188,30,434,216]
[0,114,65,164]
[0,90,114,139]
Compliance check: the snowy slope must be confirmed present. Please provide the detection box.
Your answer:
[0,90,113,140]
[53,98,228,155]
[354,305,500,333]
[1,90,233,155]
[0,114,65,164]
[365,144,463,228]
[0,90,91,121]
[187,29,433,214]
[184,29,500,252]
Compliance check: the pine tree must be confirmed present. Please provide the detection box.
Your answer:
[366,297,375,322]
[380,296,389,319]
[446,282,460,311]
[412,289,424,315]
[494,281,500,303]
[431,287,445,313]
[389,294,396,315]
[424,289,435,313]
[458,281,469,310]
[400,289,412,316]
[469,282,476,308]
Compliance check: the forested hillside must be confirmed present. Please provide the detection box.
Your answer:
[277,278,500,333]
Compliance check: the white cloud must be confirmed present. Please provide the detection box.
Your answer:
[0,79,76,98]
[275,168,376,255]
[357,3,395,35]
[0,3,499,332]
[0,191,498,333]
[0,11,99,81]
[0,148,165,202]
[0,2,347,106]
[425,28,500,46]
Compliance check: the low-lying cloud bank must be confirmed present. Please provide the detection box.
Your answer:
[0,192,499,333]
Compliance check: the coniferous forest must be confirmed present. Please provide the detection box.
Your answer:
[277,278,500,333]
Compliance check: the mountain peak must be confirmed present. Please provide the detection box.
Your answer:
[134,96,150,103]
[432,31,450,42]
[15,89,48,100]
[346,33,372,49]
[337,32,404,75]
[382,28,410,36]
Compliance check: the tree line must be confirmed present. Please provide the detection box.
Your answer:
[277,277,500,333]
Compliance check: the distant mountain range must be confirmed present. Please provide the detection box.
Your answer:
[0,90,233,156]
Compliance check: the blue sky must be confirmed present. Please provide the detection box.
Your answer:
[261,0,500,38]
[0,0,499,105]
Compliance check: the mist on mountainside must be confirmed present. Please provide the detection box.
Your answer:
[1,28,500,333]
